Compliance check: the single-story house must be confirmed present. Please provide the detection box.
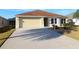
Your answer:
[72,18,79,25]
[16,10,68,29]
[0,16,9,28]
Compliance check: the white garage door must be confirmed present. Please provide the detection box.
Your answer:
[21,17,42,29]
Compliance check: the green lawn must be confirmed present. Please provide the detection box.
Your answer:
[0,29,15,46]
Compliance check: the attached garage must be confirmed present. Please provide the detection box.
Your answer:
[16,17,44,29]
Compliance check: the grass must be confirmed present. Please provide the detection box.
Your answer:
[0,29,15,46]
[64,27,79,40]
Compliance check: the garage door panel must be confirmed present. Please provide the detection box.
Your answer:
[22,18,41,29]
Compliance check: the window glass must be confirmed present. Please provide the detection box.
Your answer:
[51,19,54,24]
[55,18,57,24]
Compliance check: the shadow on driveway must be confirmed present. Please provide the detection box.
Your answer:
[10,28,63,41]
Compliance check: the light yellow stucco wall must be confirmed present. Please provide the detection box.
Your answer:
[16,17,44,29]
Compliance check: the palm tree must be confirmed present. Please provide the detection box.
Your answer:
[73,10,79,18]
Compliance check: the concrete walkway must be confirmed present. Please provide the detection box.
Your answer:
[1,28,79,49]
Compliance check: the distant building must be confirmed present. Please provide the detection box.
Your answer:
[0,16,9,28]
[67,13,79,25]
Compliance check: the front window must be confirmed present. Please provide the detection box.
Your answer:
[51,18,54,24]
[55,18,57,24]
[63,19,66,23]
[61,19,63,24]
[61,19,65,24]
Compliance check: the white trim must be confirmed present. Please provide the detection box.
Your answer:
[40,17,44,28]
[17,15,66,18]
[48,18,52,27]
[16,17,19,29]
[17,16,49,17]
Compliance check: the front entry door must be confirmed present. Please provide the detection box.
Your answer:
[44,18,48,26]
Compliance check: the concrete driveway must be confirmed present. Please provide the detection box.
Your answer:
[1,28,79,49]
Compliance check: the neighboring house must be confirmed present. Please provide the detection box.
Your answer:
[67,13,79,25]
[72,18,79,25]
[0,16,9,28]
[16,10,68,29]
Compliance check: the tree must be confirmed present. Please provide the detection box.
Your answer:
[73,10,79,18]
[8,18,15,28]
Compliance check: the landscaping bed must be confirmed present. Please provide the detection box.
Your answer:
[50,24,79,40]
[54,27,79,40]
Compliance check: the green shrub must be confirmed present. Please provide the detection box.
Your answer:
[63,21,75,30]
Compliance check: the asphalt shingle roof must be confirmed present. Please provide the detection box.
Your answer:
[17,10,67,18]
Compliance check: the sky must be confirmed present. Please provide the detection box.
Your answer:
[0,9,77,19]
